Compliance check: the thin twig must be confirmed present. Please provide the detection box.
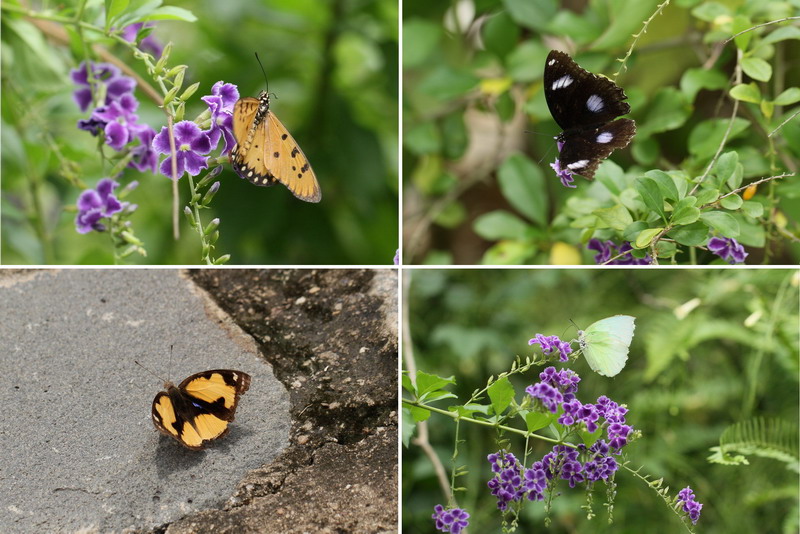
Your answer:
[706,172,794,206]
[768,107,800,137]
[613,0,672,79]
[723,16,800,44]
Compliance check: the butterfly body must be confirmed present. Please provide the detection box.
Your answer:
[230,91,321,203]
[151,369,251,450]
[544,50,636,180]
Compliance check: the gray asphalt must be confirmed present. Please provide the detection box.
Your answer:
[0,269,290,532]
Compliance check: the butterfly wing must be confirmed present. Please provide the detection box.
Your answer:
[579,315,635,377]
[544,50,631,130]
[151,370,251,450]
[557,118,636,180]
[263,111,322,203]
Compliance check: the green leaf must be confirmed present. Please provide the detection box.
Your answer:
[700,211,740,236]
[145,6,196,21]
[473,210,529,240]
[403,19,441,68]
[732,15,753,51]
[593,204,634,231]
[773,87,800,106]
[507,41,548,83]
[634,227,663,248]
[488,376,515,416]
[417,66,479,101]
[680,68,728,102]
[483,11,519,58]
[402,407,416,446]
[415,371,455,398]
[741,57,772,82]
[106,0,131,28]
[695,188,720,205]
[668,221,709,246]
[405,122,441,155]
[504,0,558,31]
[645,170,680,201]
[720,194,743,210]
[525,411,555,433]
[688,118,750,158]
[402,373,416,395]
[639,87,691,136]
[714,151,738,188]
[482,241,536,264]
[692,2,731,22]
[498,153,547,225]
[409,405,431,423]
[730,83,761,103]
[635,177,666,221]
[762,26,800,45]
[671,197,701,225]
[741,200,763,218]
[578,426,604,447]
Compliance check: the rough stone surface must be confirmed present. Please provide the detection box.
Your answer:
[0,269,398,533]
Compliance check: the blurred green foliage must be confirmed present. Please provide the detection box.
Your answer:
[403,1,800,265]
[1,0,398,264]
[403,268,799,533]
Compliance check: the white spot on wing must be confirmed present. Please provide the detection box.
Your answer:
[567,160,589,170]
[551,75,573,90]
[548,59,556,66]
[586,94,604,112]
[597,132,613,143]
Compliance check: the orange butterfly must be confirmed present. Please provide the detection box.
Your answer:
[230,59,321,203]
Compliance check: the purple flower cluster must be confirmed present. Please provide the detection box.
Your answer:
[432,505,470,534]
[595,395,632,450]
[120,23,163,58]
[708,236,748,264]
[529,334,572,361]
[152,81,239,180]
[551,141,576,188]
[486,451,526,510]
[677,486,703,525]
[75,178,136,233]
[587,238,652,265]
[542,445,584,487]
[71,62,158,173]
[581,440,619,483]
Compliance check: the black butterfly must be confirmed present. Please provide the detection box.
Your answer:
[544,50,636,181]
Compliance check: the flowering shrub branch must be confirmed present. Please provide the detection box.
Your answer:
[403,327,704,532]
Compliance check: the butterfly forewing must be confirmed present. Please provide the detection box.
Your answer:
[231,91,321,203]
[544,50,636,180]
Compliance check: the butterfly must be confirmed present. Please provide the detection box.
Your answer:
[544,50,636,181]
[151,369,251,450]
[230,90,321,203]
[577,315,635,377]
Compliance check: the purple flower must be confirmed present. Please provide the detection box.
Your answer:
[538,366,581,401]
[551,140,576,188]
[91,98,141,150]
[120,22,164,58]
[394,249,400,265]
[587,239,651,265]
[529,334,572,361]
[523,462,547,501]
[677,486,703,525]
[201,81,239,155]
[75,178,124,234]
[487,452,526,510]
[153,121,212,179]
[526,381,563,413]
[582,440,619,482]
[432,505,470,534]
[70,62,135,112]
[129,126,158,173]
[707,236,748,264]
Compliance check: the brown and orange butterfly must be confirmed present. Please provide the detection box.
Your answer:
[230,55,321,203]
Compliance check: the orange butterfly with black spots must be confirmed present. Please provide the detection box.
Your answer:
[230,56,321,203]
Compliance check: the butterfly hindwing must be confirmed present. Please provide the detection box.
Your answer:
[151,369,251,450]
[544,50,635,180]
[230,92,321,203]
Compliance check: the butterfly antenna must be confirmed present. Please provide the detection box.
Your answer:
[254,52,271,96]
[134,360,166,383]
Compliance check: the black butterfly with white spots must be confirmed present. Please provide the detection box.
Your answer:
[544,50,636,182]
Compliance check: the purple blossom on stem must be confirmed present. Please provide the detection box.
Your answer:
[129,126,159,173]
[70,62,136,112]
[487,452,526,510]
[201,81,239,155]
[587,238,652,265]
[529,333,572,361]
[394,249,400,265]
[538,366,581,401]
[120,22,164,58]
[153,121,212,179]
[75,178,125,234]
[523,462,547,501]
[677,486,703,525]
[551,140,576,188]
[432,505,470,534]
[582,440,619,483]
[526,381,563,413]
[707,236,748,264]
